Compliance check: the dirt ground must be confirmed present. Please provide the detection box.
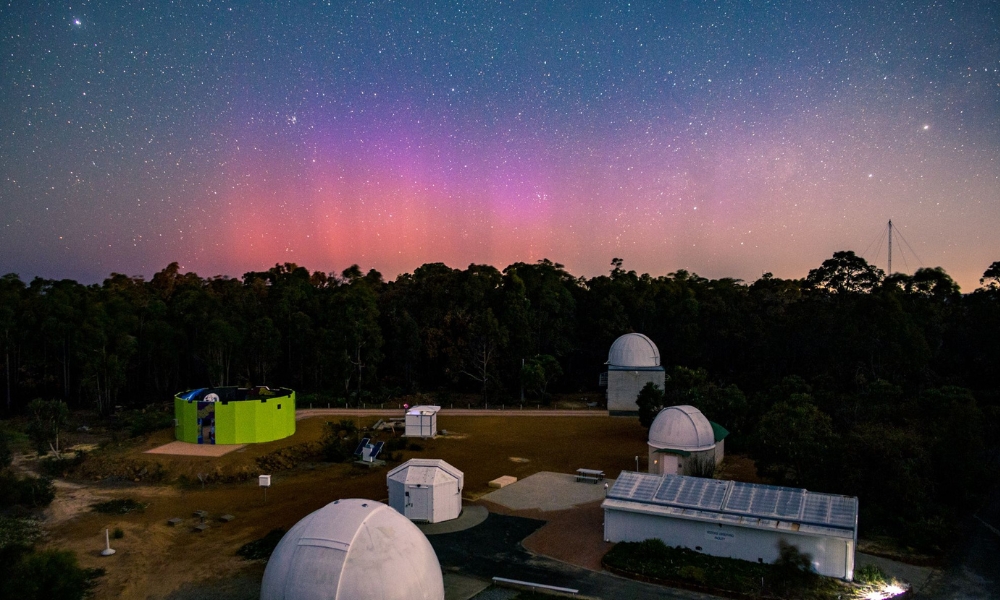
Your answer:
[38,413,650,600]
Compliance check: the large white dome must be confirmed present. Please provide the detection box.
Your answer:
[260,499,445,600]
[608,333,661,368]
[648,405,716,451]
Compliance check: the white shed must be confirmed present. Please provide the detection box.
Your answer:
[387,459,464,523]
[260,498,445,600]
[602,472,858,580]
[405,405,441,438]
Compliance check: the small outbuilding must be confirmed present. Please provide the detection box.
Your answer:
[405,405,441,438]
[260,498,445,600]
[647,405,725,476]
[603,333,665,414]
[603,472,858,580]
[387,459,464,523]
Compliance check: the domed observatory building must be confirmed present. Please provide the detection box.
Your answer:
[261,499,445,600]
[604,333,665,415]
[647,405,727,476]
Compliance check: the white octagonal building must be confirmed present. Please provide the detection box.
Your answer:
[604,333,665,414]
[260,498,445,600]
[647,405,726,476]
[388,459,464,523]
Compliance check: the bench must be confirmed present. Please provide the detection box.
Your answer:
[167,518,183,527]
[492,577,578,595]
[575,468,605,483]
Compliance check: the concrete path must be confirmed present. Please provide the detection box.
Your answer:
[417,505,490,535]
[481,471,612,512]
[855,552,934,591]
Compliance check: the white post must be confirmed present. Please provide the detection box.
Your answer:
[101,528,116,556]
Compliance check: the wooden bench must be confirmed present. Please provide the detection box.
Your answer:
[575,468,605,483]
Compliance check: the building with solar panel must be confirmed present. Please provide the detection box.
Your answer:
[387,459,464,523]
[603,333,665,414]
[602,472,858,580]
[647,405,728,476]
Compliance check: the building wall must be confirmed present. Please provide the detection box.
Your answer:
[647,448,717,476]
[174,400,199,443]
[174,392,296,444]
[405,413,437,438]
[607,369,665,413]
[389,476,462,523]
[604,508,854,579]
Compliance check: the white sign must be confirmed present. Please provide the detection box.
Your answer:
[705,528,735,542]
[259,475,271,487]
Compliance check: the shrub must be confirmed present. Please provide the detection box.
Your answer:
[855,563,888,585]
[0,517,43,549]
[119,408,174,438]
[112,528,124,540]
[0,472,56,508]
[90,498,146,515]
[0,547,102,600]
[237,528,287,561]
[39,451,86,477]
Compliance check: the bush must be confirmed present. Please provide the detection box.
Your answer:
[0,547,102,600]
[38,451,86,477]
[0,517,42,549]
[855,563,888,585]
[90,498,146,515]
[0,429,13,470]
[237,528,287,561]
[112,528,124,540]
[119,408,174,438]
[0,472,56,508]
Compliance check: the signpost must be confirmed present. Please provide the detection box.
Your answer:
[260,474,271,503]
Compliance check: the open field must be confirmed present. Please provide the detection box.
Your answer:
[39,412,649,600]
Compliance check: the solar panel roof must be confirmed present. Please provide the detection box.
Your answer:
[606,472,857,533]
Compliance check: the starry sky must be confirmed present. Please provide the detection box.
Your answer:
[2,1,999,290]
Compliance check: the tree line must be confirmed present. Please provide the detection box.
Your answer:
[1,252,998,548]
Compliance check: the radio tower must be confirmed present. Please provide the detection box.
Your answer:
[887,219,893,275]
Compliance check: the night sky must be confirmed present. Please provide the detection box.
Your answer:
[2,1,998,289]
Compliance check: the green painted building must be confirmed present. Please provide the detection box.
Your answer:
[174,386,296,444]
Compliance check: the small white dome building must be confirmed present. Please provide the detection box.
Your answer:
[388,459,464,523]
[604,333,666,414]
[647,405,727,476]
[260,499,445,600]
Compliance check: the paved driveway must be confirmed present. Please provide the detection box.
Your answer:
[427,511,721,600]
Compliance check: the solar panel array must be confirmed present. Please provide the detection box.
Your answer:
[353,437,371,456]
[607,472,856,531]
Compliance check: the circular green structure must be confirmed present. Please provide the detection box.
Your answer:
[174,386,296,445]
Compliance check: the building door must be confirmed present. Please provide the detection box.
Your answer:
[197,402,216,445]
[406,486,429,521]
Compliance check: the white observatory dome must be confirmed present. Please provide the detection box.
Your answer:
[607,333,661,368]
[260,499,445,600]
[648,405,716,451]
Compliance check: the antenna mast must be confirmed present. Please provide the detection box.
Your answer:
[887,220,892,275]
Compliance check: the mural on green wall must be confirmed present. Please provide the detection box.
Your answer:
[174,387,295,444]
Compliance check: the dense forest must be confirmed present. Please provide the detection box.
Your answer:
[1,251,999,549]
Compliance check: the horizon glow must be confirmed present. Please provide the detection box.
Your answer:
[2,1,998,289]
